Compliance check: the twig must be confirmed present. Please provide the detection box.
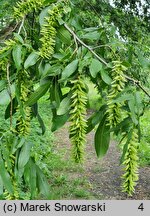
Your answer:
[74,34,78,53]
[18,17,25,35]
[12,22,19,32]
[64,23,150,99]
[124,75,150,98]
[6,63,13,127]
[91,44,117,58]
[71,35,78,58]
[64,23,108,66]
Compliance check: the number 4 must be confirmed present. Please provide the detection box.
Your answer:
[138,203,144,211]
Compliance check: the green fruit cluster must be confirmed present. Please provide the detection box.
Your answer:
[69,76,87,163]
[39,3,64,59]
[106,61,127,127]
[16,70,31,136]
[122,129,139,196]
[13,0,45,19]
[0,39,16,54]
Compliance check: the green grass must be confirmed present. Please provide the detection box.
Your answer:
[139,109,150,166]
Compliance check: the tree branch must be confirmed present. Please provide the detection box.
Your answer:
[64,23,150,99]
[18,17,25,34]
[124,75,150,98]
[64,23,108,66]
[91,44,117,58]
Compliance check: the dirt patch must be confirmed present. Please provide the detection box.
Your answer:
[55,122,150,200]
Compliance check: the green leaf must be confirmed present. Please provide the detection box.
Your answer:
[25,81,50,107]
[71,17,82,30]
[36,166,49,198]
[128,100,138,125]
[37,113,46,135]
[94,115,110,158]
[39,62,61,77]
[61,59,78,81]
[39,6,51,26]
[38,61,51,77]
[0,80,7,92]
[18,142,33,171]
[12,45,22,70]
[111,117,131,135]
[31,103,38,117]
[50,79,62,109]
[24,52,39,69]
[51,113,69,132]
[84,27,99,32]
[87,105,106,133]
[13,33,24,44]
[54,79,61,107]
[113,93,133,103]
[57,95,71,115]
[134,91,143,116]
[0,84,15,105]
[57,17,64,25]
[81,31,100,40]
[23,161,30,184]
[100,68,112,85]
[57,26,71,45]
[0,153,14,195]
[12,137,26,154]
[29,159,37,199]
[31,102,47,135]
[89,58,102,78]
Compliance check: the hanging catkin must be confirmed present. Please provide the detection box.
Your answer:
[14,0,45,19]
[39,3,64,59]
[69,76,87,163]
[122,128,139,196]
[106,60,127,127]
[16,70,31,136]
